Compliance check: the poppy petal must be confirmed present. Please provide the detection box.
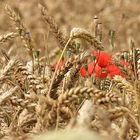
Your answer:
[88,62,95,76]
[95,65,108,79]
[92,51,112,68]
[107,63,126,78]
[80,66,87,78]
[55,60,66,70]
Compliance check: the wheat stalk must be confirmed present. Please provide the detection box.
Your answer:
[39,4,76,52]
[0,32,18,43]
[70,28,104,50]
[58,86,120,106]
[15,63,55,106]
[0,58,18,82]
[5,5,35,72]
[135,48,140,80]
[50,52,88,98]
[113,75,135,95]
[0,86,18,105]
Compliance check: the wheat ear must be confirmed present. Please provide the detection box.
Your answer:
[70,28,104,50]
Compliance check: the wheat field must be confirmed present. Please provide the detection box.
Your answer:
[0,0,140,140]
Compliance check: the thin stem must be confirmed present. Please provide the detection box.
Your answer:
[30,49,35,74]
[43,31,50,82]
[131,42,140,124]
[47,37,72,97]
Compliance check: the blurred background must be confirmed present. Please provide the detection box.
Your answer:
[0,0,139,58]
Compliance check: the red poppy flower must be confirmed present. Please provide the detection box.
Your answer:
[107,63,125,78]
[95,65,108,79]
[91,50,111,68]
[80,62,108,79]
[55,60,66,70]
[80,66,87,77]
[80,63,96,77]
